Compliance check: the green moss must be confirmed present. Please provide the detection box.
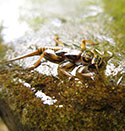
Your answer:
[0,64,124,130]
[104,0,125,53]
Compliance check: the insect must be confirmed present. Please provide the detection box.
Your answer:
[7,36,104,78]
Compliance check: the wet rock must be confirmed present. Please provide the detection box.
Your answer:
[0,63,124,131]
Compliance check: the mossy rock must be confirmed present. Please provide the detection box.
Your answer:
[0,63,124,131]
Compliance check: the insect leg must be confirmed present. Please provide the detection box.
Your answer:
[54,36,80,49]
[53,36,64,46]
[76,65,94,78]
[28,52,47,70]
[58,61,75,77]
[8,48,45,62]
[80,40,99,51]
[28,49,65,70]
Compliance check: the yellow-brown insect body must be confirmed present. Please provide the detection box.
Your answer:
[7,36,106,78]
[8,47,63,62]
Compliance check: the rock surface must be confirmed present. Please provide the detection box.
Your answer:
[0,63,124,130]
[0,0,125,130]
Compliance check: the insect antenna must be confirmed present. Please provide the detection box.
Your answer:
[7,49,44,63]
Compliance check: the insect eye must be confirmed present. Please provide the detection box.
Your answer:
[82,56,91,63]
[81,51,94,64]
[85,57,89,61]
